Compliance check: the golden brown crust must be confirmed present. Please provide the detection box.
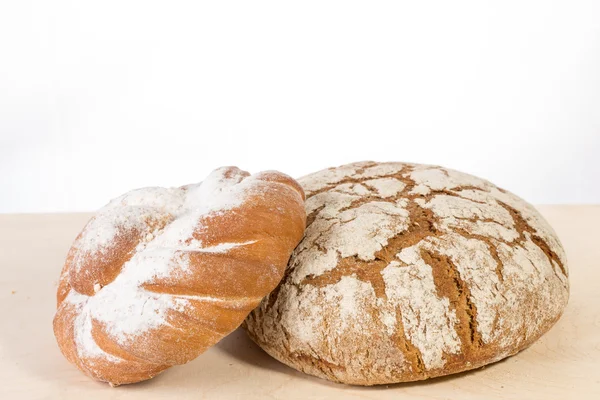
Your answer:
[53,167,306,385]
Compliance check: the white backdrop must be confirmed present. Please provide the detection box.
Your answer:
[1,1,599,213]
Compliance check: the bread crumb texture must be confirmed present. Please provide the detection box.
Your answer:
[244,161,569,385]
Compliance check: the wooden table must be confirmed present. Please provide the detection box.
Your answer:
[1,206,599,399]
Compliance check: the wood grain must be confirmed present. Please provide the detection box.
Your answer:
[0,206,599,399]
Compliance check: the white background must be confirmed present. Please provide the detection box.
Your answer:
[1,1,599,213]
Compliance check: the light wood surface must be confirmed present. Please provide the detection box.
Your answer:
[1,206,599,399]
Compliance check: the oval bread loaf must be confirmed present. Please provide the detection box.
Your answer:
[244,161,569,385]
[53,167,306,385]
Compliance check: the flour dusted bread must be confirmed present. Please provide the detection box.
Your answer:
[244,161,569,385]
[53,167,306,385]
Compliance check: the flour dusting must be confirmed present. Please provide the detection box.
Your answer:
[245,161,570,385]
[65,167,264,359]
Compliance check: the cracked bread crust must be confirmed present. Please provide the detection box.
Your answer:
[244,161,569,385]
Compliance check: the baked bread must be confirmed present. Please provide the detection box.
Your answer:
[244,161,569,385]
[53,167,306,385]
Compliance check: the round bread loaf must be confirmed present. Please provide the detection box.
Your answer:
[244,161,569,385]
[53,167,306,385]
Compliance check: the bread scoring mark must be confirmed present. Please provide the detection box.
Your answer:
[496,200,567,280]
[382,258,461,370]
[70,212,175,296]
[141,286,264,308]
[449,227,505,283]
[306,204,326,226]
[68,292,124,364]
[391,306,425,379]
[141,240,258,254]
[302,255,389,299]
[421,249,483,349]
[363,178,406,198]
[421,195,519,242]
[494,238,569,350]
[300,162,374,196]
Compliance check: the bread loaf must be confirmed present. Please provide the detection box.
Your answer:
[244,161,569,385]
[53,167,306,385]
